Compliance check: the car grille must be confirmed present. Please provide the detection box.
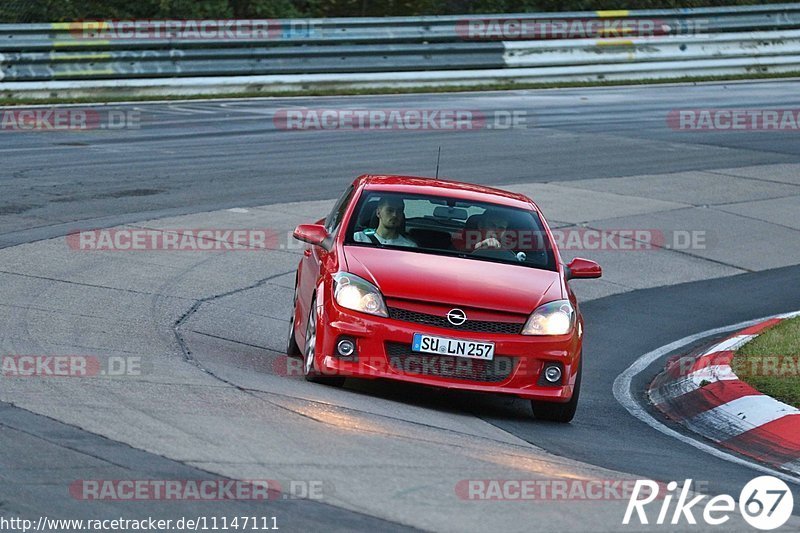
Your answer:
[385,342,515,383]
[387,307,523,335]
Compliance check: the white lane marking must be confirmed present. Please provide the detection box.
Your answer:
[168,104,218,114]
[685,397,799,442]
[227,208,250,213]
[208,105,281,115]
[613,312,800,486]
[702,334,756,354]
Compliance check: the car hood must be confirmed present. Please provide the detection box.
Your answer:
[343,246,562,315]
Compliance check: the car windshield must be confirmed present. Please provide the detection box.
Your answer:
[345,191,557,271]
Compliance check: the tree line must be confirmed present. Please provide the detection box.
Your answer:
[0,0,788,23]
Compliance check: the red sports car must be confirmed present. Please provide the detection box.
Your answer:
[288,175,601,422]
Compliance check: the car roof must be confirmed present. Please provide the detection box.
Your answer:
[355,175,537,211]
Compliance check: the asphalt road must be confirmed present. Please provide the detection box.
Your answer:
[0,403,412,531]
[2,79,800,248]
[2,81,800,531]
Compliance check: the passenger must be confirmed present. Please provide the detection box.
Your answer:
[354,196,418,247]
[472,210,509,251]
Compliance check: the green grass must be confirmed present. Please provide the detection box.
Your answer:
[734,316,800,408]
[2,71,800,106]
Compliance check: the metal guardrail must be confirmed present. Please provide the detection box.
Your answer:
[504,30,800,67]
[1,43,507,81]
[2,4,800,97]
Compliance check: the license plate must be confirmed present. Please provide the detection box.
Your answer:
[412,333,494,360]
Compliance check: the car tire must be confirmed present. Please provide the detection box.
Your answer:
[303,295,345,387]
[286,282,301,357]
[530,359,581,423]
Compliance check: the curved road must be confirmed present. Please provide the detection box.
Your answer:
[2,81,800,531]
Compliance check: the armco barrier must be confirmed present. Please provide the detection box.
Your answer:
[2,4,800,98]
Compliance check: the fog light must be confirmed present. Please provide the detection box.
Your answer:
[544,365,562,383]
[336,338,356,357]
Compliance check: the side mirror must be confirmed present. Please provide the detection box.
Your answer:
[566,258,602,280]
[293,224,331,250]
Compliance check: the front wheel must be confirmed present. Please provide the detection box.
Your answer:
[531,359,581,423]
[303,297,345,387]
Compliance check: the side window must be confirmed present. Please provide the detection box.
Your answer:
[325,185,355,233]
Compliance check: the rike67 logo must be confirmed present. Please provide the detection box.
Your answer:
[624,477,794,530]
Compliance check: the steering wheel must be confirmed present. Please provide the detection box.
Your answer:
[471,248,519,261]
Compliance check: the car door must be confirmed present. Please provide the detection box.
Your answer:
[297,184,355,342]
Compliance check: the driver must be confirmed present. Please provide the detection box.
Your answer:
[354,196,417,248]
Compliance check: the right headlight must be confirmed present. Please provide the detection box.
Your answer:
[521,300,575,336]
[333,272,388,317]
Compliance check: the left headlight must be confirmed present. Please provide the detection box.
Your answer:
[333,272,388,317]
[522,300,575,336]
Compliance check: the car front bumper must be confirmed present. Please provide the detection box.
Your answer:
[314,298,582,402]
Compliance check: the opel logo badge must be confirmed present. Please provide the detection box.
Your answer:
[446,308,467,326]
